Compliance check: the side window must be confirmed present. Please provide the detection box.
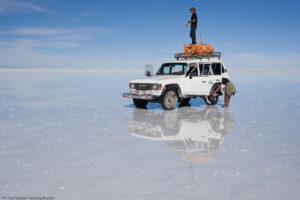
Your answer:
[183,64,187,72]
[202,64,210,76]
[199,64,203,75]
[157,63,187,75]
[190,66,198,76]
[211,63,216,74]
[171,64,183,74]
[186,65,198,76]
[221,64,228,73]
[162,65,171,74]
[211,63,221,75]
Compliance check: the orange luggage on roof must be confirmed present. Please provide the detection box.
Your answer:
[184,44,215,56]
[184,45,197,56]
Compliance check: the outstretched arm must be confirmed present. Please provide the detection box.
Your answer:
[213,85,222,96]
[187,19,196,24]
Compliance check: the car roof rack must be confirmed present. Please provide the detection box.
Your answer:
[174,52,221,60]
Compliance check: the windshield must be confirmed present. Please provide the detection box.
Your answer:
[156,63,187,75]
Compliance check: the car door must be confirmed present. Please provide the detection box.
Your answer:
[185,63,203,95]
[210,62,222,85]
[198,63,212,95]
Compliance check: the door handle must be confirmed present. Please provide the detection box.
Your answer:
[202,81,206,83]
[216,79,220,81]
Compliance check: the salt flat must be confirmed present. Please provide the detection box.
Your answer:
[0,69,299,200]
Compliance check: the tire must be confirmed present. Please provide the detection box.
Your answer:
[163,111,178,130]
[206,95,219,105]
[161,90,178,110]
[163,111,178,136]
[182,97,191,103]
[133,99,148,108]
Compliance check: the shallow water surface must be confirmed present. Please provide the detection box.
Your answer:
[0,71,299,199]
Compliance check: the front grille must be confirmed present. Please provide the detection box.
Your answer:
[135,83,152,90]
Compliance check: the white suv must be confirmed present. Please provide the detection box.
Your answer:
[123,53,229,110]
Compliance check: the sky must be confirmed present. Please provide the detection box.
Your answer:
[0,0,300,69]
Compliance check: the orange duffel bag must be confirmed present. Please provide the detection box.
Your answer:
[184,44,214,56]
[184,45,198,56]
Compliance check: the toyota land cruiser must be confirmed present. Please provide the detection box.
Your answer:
[123,53,229,110]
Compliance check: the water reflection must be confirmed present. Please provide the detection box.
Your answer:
[124,104,235,163]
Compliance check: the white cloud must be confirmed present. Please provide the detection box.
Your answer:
[1,26,121,36]
[78,27,122,35]
[3,27,72,35]
[0,41,12,47]
[0,41,123,68]
[1,27,298,69]
[0,38,79,49]
[0,38,89,67]
[0,26,123,68]
[51,34,88,41]
[0,0,49,14]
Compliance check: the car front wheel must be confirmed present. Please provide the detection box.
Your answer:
[161,90,178,110]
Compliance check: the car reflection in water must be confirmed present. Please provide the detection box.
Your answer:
[124,103,235,164]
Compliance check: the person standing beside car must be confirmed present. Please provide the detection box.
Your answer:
[187,7,197,44]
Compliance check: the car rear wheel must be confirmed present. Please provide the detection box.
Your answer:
[206,95,218,105]
[161,90,178,110]
[133,99,148,108]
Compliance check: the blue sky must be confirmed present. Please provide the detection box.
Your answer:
[0,0,299,68]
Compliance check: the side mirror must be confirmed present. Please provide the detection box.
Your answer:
[145,64,154,77]
[189,74,193,79]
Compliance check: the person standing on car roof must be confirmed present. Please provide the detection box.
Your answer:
[213,78,237,108]
[187,7,197,44]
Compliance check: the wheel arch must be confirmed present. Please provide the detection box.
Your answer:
[161,84,182,98]
[209,82,222,95]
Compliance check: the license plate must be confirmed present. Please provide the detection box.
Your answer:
[134,90,151,95]
[137,90,146,95]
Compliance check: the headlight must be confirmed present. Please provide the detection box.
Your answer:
[152,84,162,90]
[129,83,135,89]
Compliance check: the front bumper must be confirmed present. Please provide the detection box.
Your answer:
[123,93,157,100]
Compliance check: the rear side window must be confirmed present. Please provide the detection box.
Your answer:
[222,65,227,73]
[199,64,203,75]
[202,64,210,76]
[211,63,221,75]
